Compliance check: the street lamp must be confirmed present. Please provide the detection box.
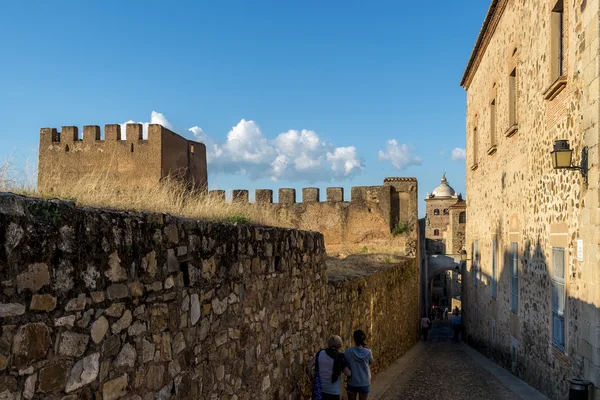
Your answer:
[551,140,588,185]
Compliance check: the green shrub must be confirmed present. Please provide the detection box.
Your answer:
[392,221,410,235]
[225,215,251,224]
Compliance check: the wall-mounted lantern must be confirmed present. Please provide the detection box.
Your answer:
[460,250,470,262]
[551,140,588,185]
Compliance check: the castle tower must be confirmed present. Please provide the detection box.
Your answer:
[37,124,207,194]
[424,174,461,254]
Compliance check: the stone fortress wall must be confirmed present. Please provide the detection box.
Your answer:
[0,192,419,400]
[38,124,208,194]
[210,177,419,257]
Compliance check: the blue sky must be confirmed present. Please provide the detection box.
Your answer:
[0,1,489,216]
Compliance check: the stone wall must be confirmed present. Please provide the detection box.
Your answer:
[211,178,419,257]
[461,0,600,398]
[0,193,419,400]
[38,124,207,194]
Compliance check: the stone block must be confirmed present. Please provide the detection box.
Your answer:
[232,190,249,203]
[255,189,273,204]
[65,353,100,393]
[279,188,296,204]
[16,263,50,293]
[302,188,320,202]
[38,360,69,393]
[326,187,344,202]
[12,323,52,367]
[209,190,226,202]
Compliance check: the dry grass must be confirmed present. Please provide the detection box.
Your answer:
[0,157,279,226]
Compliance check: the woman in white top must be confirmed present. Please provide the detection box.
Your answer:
[306,335,351,400]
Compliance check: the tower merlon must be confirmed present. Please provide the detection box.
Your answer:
[255,189,273,204]
[302,188,320,203]
[83,125,101,143]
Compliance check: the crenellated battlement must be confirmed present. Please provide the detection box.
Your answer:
[209,178,419,256]
[38,123,208,194]
[38,124,196,145]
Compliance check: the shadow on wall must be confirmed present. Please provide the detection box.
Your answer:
[461,235,598,399]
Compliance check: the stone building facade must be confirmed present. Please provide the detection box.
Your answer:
[38,124,208,193]
[424,174,464,255]
[461,0,600,398]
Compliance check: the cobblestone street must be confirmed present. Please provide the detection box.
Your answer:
[371,320,548,400]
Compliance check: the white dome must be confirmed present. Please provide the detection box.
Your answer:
[431,174,456,197]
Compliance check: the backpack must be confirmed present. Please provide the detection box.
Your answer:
[312,350,323,400]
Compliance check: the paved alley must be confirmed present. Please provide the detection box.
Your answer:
[370,320,548,400]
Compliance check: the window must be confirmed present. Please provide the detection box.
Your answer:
[552,247,566,350]
[443,209,449,215]
[492,240,498,298]
[434,229,440,236]
[509,69,517,126]
[459,212,466,224]
[551,0,564,81]
[472,128,479,167]
[510,242,519,313]
[473,240,479,286]
[190,144,195,154]
[434,209,440,216]
[490,99,497,148]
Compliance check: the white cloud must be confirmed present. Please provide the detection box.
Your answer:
[122,112,364,183]
[451,147,466,161]
[120,111,176,139]
[377,139,421,170]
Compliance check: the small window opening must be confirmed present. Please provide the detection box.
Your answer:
[434,209,440,216]
[130,143,134,153]
[490,98,497,147]
[434,229,440,236]
[509,69,517,126]
[551,0,565,81]
[190,144,195,154]
[65,145,70,152]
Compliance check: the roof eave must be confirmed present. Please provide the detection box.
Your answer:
[460,0,507,89]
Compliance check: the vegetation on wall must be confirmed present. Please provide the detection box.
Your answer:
[392,220,410,235]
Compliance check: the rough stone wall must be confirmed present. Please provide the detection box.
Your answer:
[212,178,419,257]
[0,193,419,400]
[327,261,419,378]
[462,0,600,398]
[446,205,466,255]
[37,124,207,194]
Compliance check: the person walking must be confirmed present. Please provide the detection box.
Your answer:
[452,311,463,341]
[420,314,432,341]
[306,335,351,400]
[344,330,374,400]
[444,307,449,320]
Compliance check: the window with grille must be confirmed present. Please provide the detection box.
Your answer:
[510,242,519,313]
[459,212,466,224]
[552,247,566,350]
